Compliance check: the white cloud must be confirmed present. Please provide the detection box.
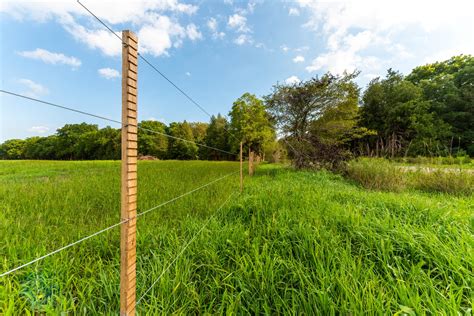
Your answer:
[297,0,474,77]
[62,17,122,56]
[285,75,301,85]
[28,126,50,134]
[236,1,257,15]
[0,1,200,57]
[214,31,225,39]
[234,34,253,45]
[295,46,309,52]
[228,14,250,33]
[207,17,225,39]
[137,14,190,56]
[289,8,300,16]
[293,55,305,63]
[18,48,81,68]
[0,0,197,24]
[281,45,289,52]
[186,23,202,41]
[17,79,49,97]
[207,17,217,32]
[98,68,120,79]
[185,71,191,76]
[247,1,256,14]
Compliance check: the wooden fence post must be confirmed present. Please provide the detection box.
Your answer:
[121,30,138,316]
[240,142,243,192]
[248,149,254,176]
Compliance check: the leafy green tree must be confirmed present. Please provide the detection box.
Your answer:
[167,121,198,160]
[406,55,474,155]
[360,69,449,156]
[138,120,168,159]
[265,73,357,140]
[189,122,208,143]
[265,72,360,168]
[189,122,209,159]
[56,123,98,159]
[0,139,26,159]
[311,78,372,145]
[95,127,121,160]
[76,127,120,160]
[229,93,275,156]
[203,114,232,160]
[23,136,58,159]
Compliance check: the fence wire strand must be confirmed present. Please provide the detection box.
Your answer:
[76,0,240,142]
[136,191,237,306]
[0,89,237,156]
[0,170,238,278]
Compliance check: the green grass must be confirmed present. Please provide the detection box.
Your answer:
[0,161,473,314]
[347,158,474,195]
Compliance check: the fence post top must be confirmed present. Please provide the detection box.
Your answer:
[122,30,138,42]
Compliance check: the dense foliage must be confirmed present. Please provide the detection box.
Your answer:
[263,54,473,169]
[1,55,472,162]
[265,72,371,169]
[0,120,220,160]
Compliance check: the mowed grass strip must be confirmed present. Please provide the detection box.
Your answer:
[0,161,472,314]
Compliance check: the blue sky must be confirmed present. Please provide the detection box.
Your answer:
[1,0,473,141]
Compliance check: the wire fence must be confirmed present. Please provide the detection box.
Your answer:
[0,0,249,312]
[0,89,237,157]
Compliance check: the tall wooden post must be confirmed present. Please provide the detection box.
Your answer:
[240,142,243,192]
[121,30,138,316]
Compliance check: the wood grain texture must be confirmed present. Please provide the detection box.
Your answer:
[120,30,138,316]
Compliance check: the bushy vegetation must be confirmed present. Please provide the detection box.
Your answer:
[394,155,472,166]
[358,55,474,157]
[2,55,472,164]
[1,162,472,313]
[346,158,474,195]
[0,93,276,162]
[412,169,474,195]
[346,158,405,192]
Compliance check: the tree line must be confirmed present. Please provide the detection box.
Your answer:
[0,93,275,161]
[266,54,473,168]
[1,55,472,165]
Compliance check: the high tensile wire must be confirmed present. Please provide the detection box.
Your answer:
[136,191,237,306]
[76,0,240,143]
[0,89,236,156]
[0,171,238,278]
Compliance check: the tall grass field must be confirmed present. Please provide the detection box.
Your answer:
[0,160,472,314]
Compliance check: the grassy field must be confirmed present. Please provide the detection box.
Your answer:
[0,160,472,314]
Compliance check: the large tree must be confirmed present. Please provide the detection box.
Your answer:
[0,139,26,159]
[203,114,232,160]
[265,72,360,168]
[55,123,99,160]
[360,69,449,156]
[228,93,275,156]
[167,121,198,160]
[138,120,168,159]
[406,55,474,155]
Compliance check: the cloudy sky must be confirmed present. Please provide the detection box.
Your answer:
[1,0,473,141]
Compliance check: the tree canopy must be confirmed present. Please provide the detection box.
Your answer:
[406,55,474,154]
[228,93,275,155]
[1,54,472,163]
